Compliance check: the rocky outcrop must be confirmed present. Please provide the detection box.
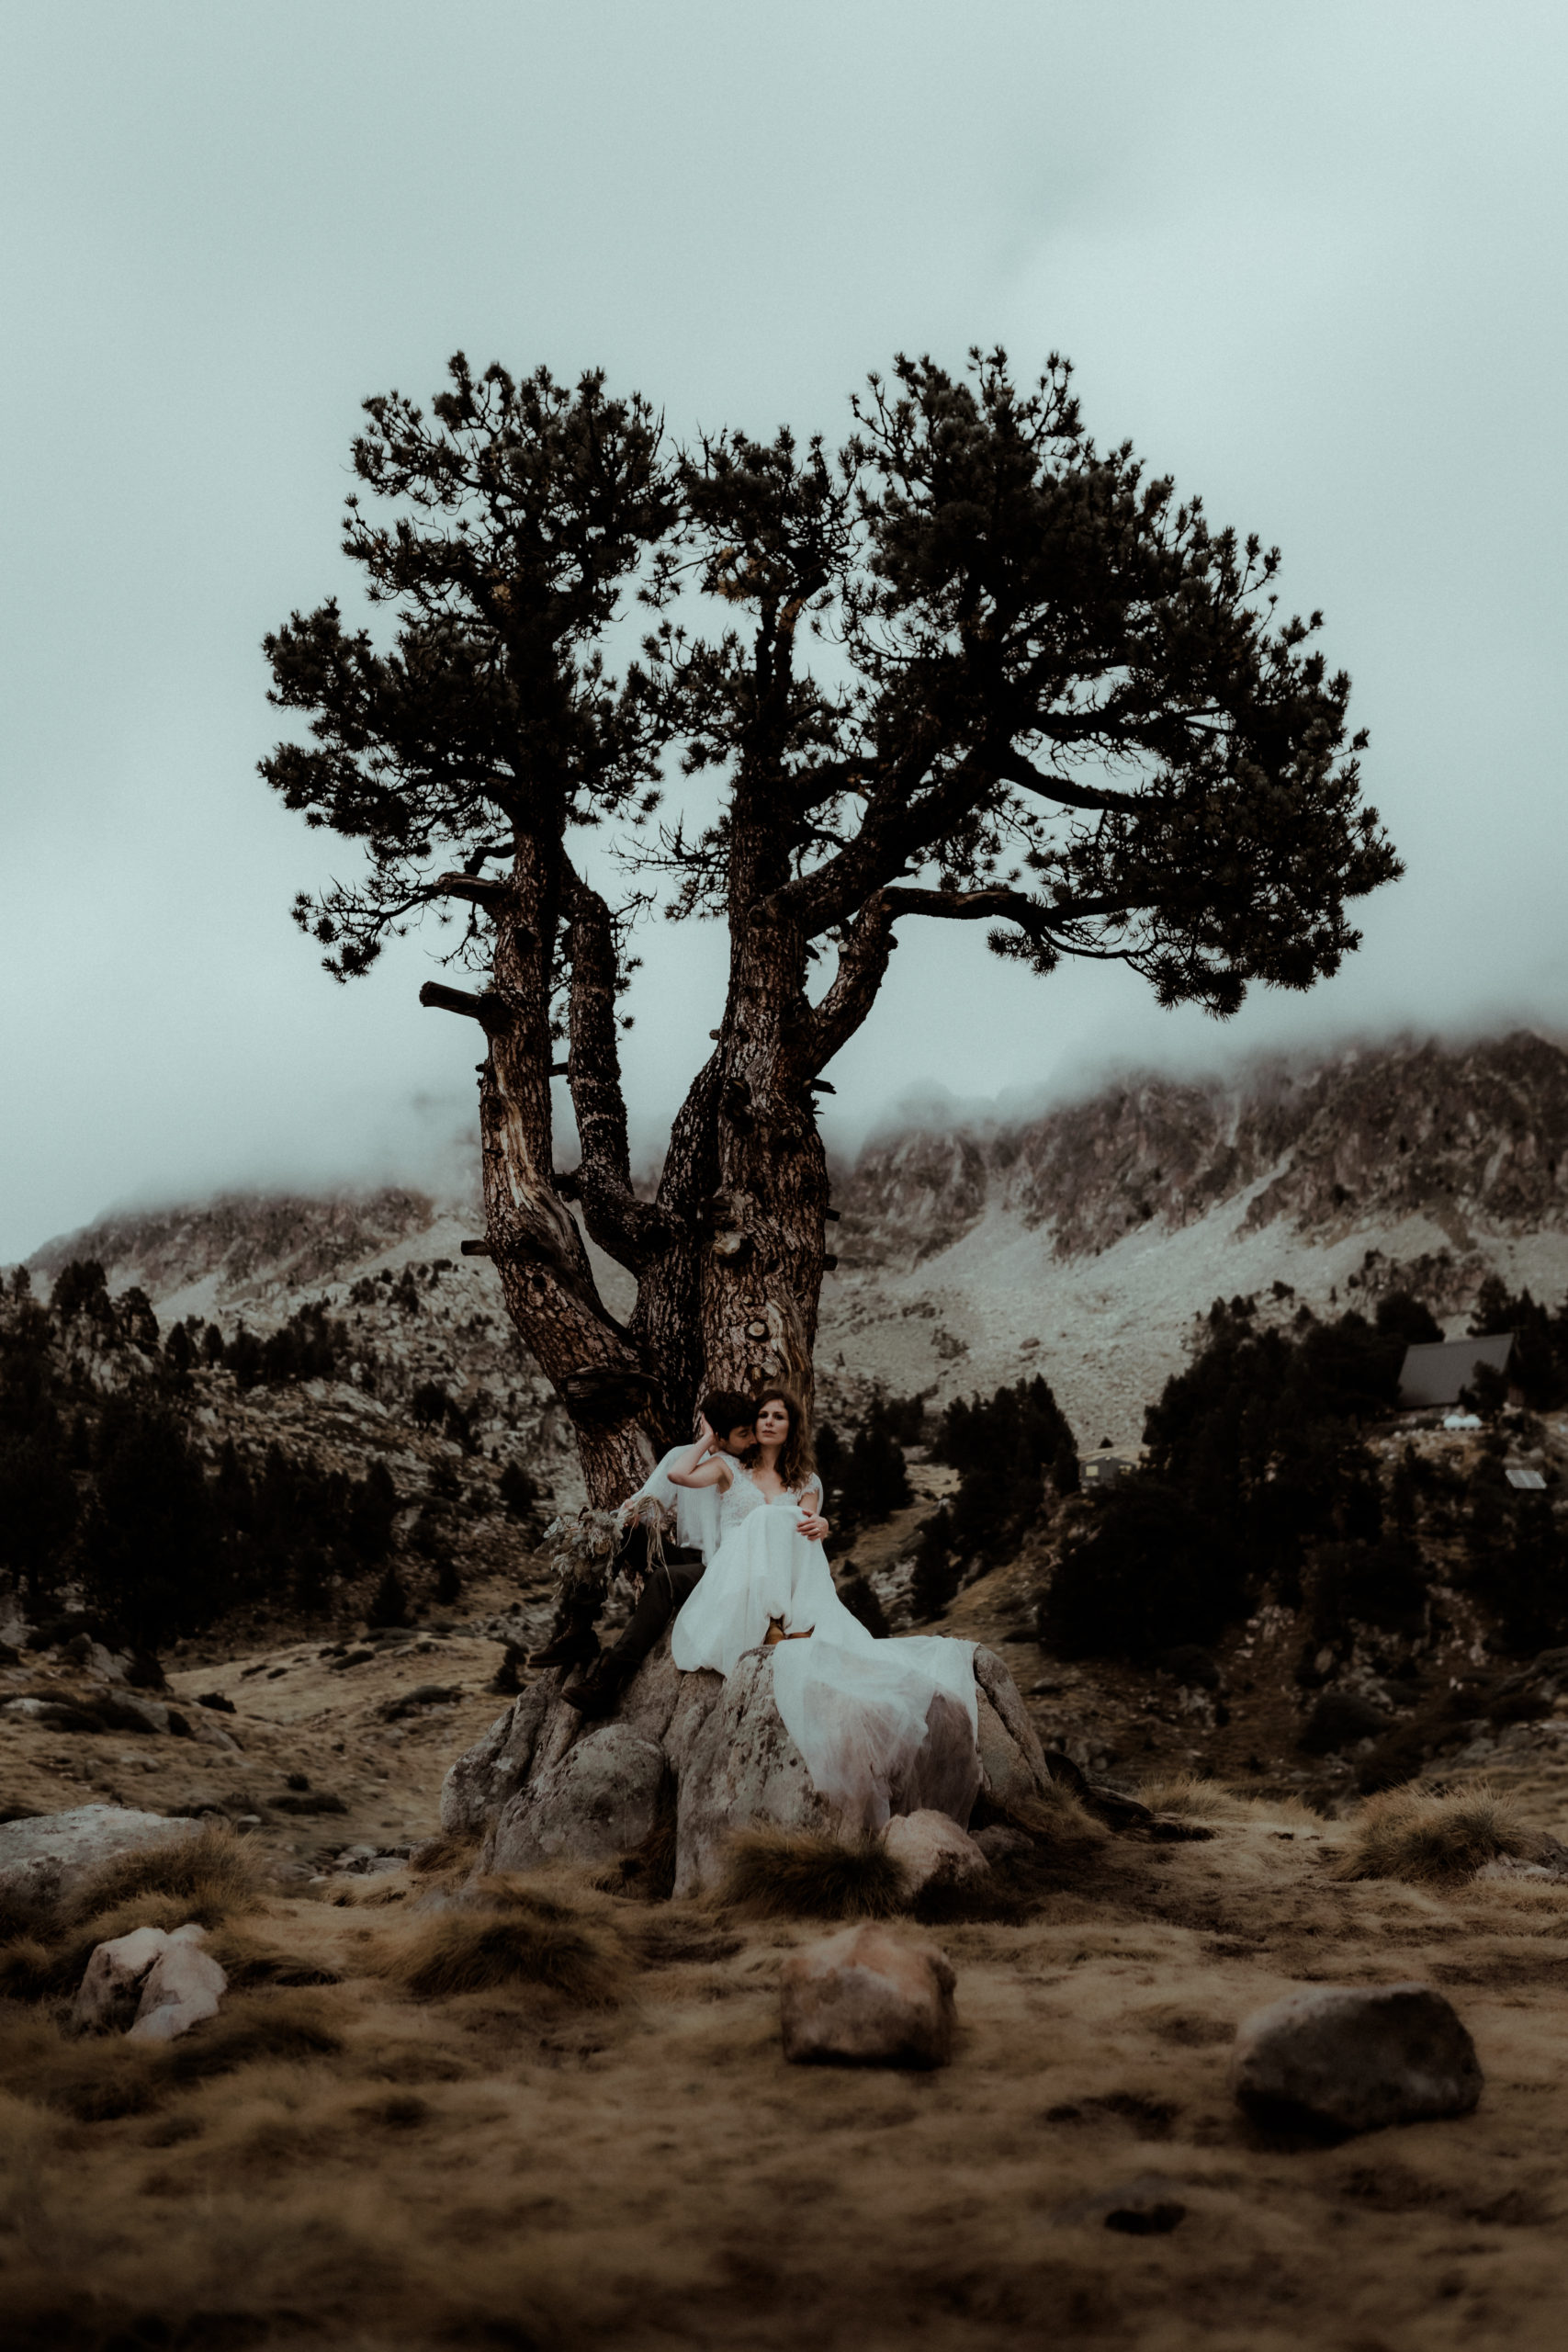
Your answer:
[446,1637,1051,1899]
[0,1805,199,1909]
[780,1925,957,2067]
[491,1724,668,1871]
[1228,1983,1483,2135]
[835,1031,1568,1275]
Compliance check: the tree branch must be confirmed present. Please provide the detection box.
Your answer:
[431,870,511,910]
[802,896,897,1069]
[996,752,1145,816]
[562,865,677,1273]
[418,979,510,1032]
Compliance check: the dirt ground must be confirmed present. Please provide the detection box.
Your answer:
[6,1601,1568,2349]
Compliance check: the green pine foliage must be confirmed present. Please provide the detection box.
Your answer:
[816,1393,920,1533]
[1041,1297,1408,1662]
[908,1374,1077,1621]
[0,1266,408,1649]
[1468,1276,1568,1409]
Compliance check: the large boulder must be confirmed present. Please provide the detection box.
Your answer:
[1229,1983,1483,2135]
[443,1630,1050,1896]
[0,1805,200,1910]
[489,1723,667,1871]
[780,1925,957,2067]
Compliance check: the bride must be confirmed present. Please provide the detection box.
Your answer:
[646,1387,982,1832]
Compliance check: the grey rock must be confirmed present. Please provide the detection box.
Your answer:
[443,1626,1048,1899]
[882,1808,989,1898]
[0,1804,199,1910]
[491,1722,667,1871]
[129,1930,226,2042]
[972,1645,1053,1809]
[439,1678,552,1835]
[73,1924,175,2031]
[972,1825,1034,1863]
[1229,1983,1483,2135]
[780,1924,956,2067]
[673,1652,840,1899]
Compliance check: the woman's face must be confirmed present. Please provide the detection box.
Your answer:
[755,1397,791,1448]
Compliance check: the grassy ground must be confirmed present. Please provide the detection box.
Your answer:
[6,1787,1568,2350]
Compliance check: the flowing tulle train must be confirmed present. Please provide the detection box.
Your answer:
[670,1492,981,1832]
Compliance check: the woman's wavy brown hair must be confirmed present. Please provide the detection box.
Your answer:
[752,1386,816,1491]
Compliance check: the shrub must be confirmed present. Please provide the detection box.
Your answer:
[344,1459,400,1564]
[78,1400,220,1648]
[498,1460,540,1522]
[367,1564,411,1630]
[1337,1784,1529,1885]
[1040,1478,1244,1661]
[716,1828,908,1919]
[390,1889,624,2004]
[908,1506,961,1623]
[68,1822,260,1928]
[835,1569,890,1639]
[933,1374,1077,1570]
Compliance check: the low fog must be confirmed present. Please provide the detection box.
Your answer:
[5,2,1567,1262]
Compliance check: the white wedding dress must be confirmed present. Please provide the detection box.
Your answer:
[661,1459,982,1832]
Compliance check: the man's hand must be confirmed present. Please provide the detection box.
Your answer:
[796,1510,829,1543]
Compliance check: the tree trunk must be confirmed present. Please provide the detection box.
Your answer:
[479,854,660,1509]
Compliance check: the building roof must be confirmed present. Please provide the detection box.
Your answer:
[1506,1465,1548,1491]
[1398,1332,1514,1409]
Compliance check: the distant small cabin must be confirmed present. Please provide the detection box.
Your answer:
[1081,1453,1136,1487]
[1397,1332,1515,1411]
[1506,1465,1548,1491]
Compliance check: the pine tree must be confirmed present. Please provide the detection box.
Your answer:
[264,350,1398,1505]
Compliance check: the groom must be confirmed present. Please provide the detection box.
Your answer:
[539,1389,759,1722]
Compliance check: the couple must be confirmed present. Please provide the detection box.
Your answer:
[546,1385,982,1833]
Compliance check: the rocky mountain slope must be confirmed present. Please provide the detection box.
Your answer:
[22,1028,1568,1467]
[822,1029,1568,1443]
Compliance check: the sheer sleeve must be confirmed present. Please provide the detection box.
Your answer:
[620,1446,722,1564]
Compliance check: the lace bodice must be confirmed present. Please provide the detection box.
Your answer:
[717,1459,818,1543]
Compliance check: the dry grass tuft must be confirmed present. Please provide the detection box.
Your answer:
[1337,1782,1529,1886]
[68,1822,261,1929]
[389,1894,626,2005]
[0,2011,164,2120]
[1134,1771,1237,1820]
[717,1828,908,1920]
[1004,1785,1111,1852]
[160,1992,344,2079]
[0,1937,64,2003]
[405,1831,480,1878]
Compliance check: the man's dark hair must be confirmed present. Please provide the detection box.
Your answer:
[702,1390,757,1441]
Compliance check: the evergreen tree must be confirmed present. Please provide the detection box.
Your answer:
[263,351,1397,1502]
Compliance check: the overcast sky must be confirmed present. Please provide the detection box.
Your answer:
[4,1,1566,1263]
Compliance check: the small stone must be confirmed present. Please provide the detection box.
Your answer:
[882,1809,990,1898]
[972,1825,1034,1863]
[128,1928,226,2042]
[780,1924,956,2068]
[1229,1983,1483,2136]
[73,1925,173,2032]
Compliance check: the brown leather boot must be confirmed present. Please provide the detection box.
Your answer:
[561,1650,632,1719]
[529,1621,600,1673]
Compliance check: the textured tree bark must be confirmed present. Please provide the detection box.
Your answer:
[477,847,660,1508]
